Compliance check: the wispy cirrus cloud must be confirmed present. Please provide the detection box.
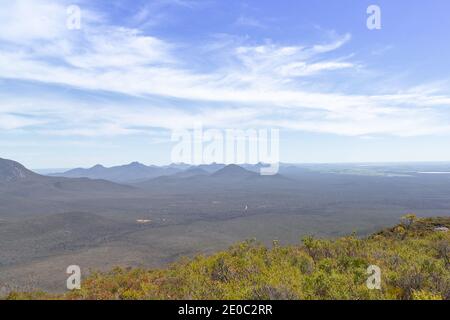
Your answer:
[0,0,450,140]
[131,0,208,29]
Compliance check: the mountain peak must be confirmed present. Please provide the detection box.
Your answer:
[0,158,39,182]
[212,164,256,177]
[129,161,144,167]
[173,167,209,178]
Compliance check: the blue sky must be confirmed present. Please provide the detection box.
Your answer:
[1,0,450,168]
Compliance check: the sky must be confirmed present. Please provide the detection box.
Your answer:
[0,0,450,168]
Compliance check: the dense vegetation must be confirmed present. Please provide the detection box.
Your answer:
[6,216,450,300]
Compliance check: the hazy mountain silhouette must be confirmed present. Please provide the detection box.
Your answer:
[136,164,293,192]
[0,158,41,182]
[49,162,288,184]
[195,163,226,173]
[172,167,209,178]
[0,158,134,211]
[50,162,180,183]
[212,164,258,178]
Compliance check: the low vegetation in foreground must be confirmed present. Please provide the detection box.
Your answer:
[5,216,450,300]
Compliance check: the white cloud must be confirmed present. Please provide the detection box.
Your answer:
[0,2,449,138]
[0,0,67,42]
[0,114,44,130]
[65,28,174,69]
[312,33,352,53]
[278,61,354,77]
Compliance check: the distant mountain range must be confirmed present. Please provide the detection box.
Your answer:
[134,163,293,192]
[49,162,181,183]
[0,156,297,231]
[48,161,282,184]
[0,157,133,204]
[0,157,291,197]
